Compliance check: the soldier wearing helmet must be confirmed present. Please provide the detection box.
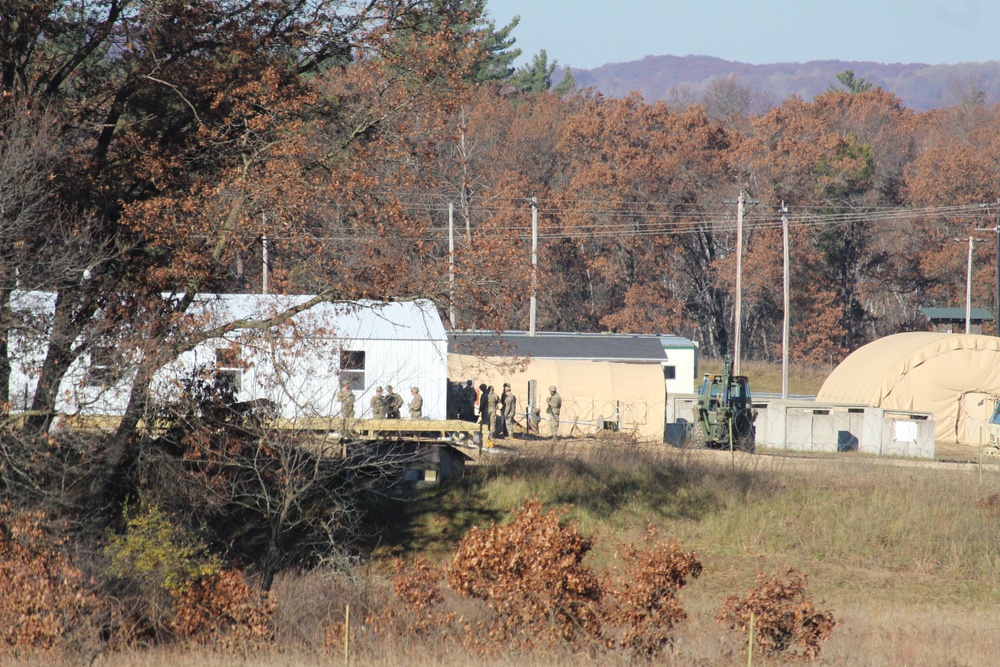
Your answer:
[545,386,562,438]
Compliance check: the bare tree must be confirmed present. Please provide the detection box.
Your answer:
[130,325,425,590]
[0,99,61,408]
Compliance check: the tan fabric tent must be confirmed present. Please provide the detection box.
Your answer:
[816,332,1000,445]
[448,354,666,440]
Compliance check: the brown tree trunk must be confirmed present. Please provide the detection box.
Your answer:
[0,286,12,411]
[25,288,95,432]
[99,362,157,506]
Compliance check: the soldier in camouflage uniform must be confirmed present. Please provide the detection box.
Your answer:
[501,383,517,437]
[486,385,500,436]
[460,380,477,422]
[385,385,403,419]
[370,386,385,418]
[408,386,423,419]
[337,381,355,419]
[545,385,562,438]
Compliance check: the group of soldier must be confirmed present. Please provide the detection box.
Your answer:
[337,380,562,437]
[446,380,562,439]
[476,382,517,439]
[336,382,423,420]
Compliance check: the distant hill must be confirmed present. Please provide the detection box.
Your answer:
[568,55,1000,111]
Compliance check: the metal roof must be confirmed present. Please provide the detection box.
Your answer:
[192,294,447,342]
[919,307,994,322]
[10,291,446,343]
[448,331,694,362]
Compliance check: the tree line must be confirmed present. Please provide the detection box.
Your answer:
[4,2,996,435]
[2,0,997,453]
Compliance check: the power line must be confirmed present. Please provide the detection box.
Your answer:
[182,202,993,245]
[379,191,992,214]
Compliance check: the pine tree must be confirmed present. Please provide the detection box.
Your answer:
[553,67,575,95]
[510,50,556,93]
[475,14,523,83]
[828,70,874,94]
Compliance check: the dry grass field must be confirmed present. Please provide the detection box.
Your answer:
[52,434,1000,667]
[699,356,835,396]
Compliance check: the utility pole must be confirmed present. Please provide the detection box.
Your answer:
[975,198,1000,332]
[530,197,538,336]
[966,235,974,334]
[723,189,757,374]
[955,235,985,334]
[448,202,456,329]
[993,199,1000,333]
[734,190,744,375]
[261,233,269,295]
[781,202,790,400]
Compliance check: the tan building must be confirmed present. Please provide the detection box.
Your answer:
[817,332,1000,446]
[448,331,697,441]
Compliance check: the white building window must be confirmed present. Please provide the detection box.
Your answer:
[340,350,365,390]
[216,346,242,395]
[86,346,117,388]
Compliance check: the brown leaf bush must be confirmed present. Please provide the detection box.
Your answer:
[361,556,457,639]
[392,555,445,613]
[371,499,703,659]
[169,569,275,646]
[0,506,97,651]
[603,524,703,658]
[448,497,604,651]
[976,492,1000,512]
[716,567,835,660]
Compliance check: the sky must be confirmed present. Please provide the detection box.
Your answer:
[484,0,1000,70]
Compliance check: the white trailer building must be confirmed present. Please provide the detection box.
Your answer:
[8,292,448,423]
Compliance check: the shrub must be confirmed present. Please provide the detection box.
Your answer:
[105,502,278,645]
[373,500,705,659]
[717,568,835,660]
[358,555,457,645]
[0,506,97,651]
[393,557,445,617]
[105,502,221,593]
[169,570,274,646]
[448,497,603,651]
[102,475,345,648]
[604,525,703,658]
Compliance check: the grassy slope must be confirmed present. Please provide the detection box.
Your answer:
[699,357,834,395]
[88,437,1000,666]
[94,359,992,665]
[365,439,1000,664]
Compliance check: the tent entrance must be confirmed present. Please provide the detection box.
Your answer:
[957,392,1000,446]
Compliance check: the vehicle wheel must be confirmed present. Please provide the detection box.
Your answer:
[689,423,706,448]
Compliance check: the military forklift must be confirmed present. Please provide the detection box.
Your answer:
[690,354,757,452]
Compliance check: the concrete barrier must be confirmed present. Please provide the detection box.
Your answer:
[667,395,935,459]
